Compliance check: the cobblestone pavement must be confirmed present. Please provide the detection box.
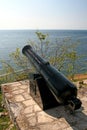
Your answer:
[1,80,87,130]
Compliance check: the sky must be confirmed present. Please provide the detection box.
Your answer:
[0,0,87,30]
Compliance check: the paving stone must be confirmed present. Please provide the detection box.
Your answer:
[16,114,29,130]
[11,86,20,91]
[14,95,25,102]
[81,97,87,101]
[22,93,31,100]
[25,113,35,118]
[24,106,34,114]
[1,82,21,87]
[28,116,37,126]
[34,104,42,112]
[12,89,25,95]
[38,122,62,130]
[9,82,21,87]
[23,98,36,106]
[37,111,54,123]
[19,85,28,89]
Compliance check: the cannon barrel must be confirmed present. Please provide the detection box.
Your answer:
[22,45,81,110]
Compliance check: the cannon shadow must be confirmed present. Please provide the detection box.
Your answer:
[45,105,87,130]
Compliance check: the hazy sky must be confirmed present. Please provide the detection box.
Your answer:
[0,0,87,30]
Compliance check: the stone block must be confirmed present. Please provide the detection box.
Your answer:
[24,106,34,114]
[14,95,25,102]
[23,98,36,106]
[37,111,54,123]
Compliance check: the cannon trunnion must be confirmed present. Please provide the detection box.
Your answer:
[22,45,82,111]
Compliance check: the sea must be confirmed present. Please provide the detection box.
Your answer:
[0,30,87,74]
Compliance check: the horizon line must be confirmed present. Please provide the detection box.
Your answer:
[0,28,87,31]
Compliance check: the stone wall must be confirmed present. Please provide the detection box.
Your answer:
[1,80,87,130]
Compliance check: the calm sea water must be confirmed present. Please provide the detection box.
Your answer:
[0,30,87,73]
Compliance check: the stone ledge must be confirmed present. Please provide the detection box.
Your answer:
[1,80,87,130]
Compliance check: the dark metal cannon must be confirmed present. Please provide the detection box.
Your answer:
[22,45,82,111]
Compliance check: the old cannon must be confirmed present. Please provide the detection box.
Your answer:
[22,45,82,111]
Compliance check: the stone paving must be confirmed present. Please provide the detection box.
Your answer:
[1,80,87,130]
